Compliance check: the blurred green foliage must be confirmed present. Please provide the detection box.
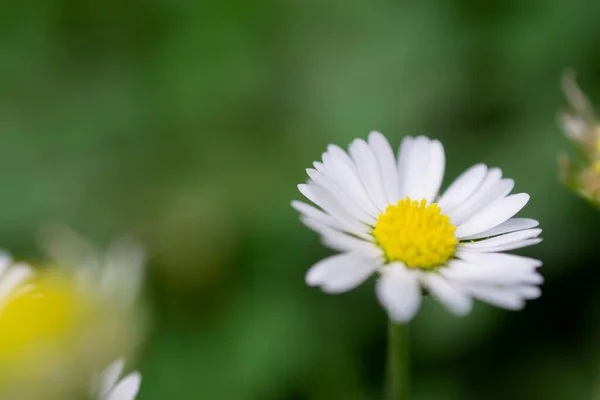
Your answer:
[1,0,600,399]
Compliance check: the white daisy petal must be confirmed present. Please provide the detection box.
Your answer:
[300,217,381,257]
[348,139,389,211]
[422,139,446,203]
[512,285,542,299]
[455,193,531,238]
[321,149,380,217]
[456,251,542,269]
[398,136,442,202]
[447,169,513,225]
[368,131,401,204]
[397,136,415,199]
[0,251,13,277]
[376,263,422,322]
[298,183,371,237]
[326,144,358,173]
[451,180,517,226]
[460,238,543,253]
[461,228,542,249]
[0,263,33,303]
[291,201,346,232]
[305,253,381,294]
[397,138,444,203]
[438,164,487,211]
[421,273,472,316]
[442,260,543,286]
[446,171,506,224]
[98,359,125,399]
[101,237,145,308]
[105,372,141,400]
[321,235,382,258]
[306,169,377,225]
[460,218,539,240]
[457,284,525,310]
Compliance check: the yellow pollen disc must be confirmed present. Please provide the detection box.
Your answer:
[373,197,458,269]
[0,274,92,367]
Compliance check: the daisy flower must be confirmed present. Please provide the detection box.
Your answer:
[0,230,145,398]
[293,131,543,322]
[93,358,141,400]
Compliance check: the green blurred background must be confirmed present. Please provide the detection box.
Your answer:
[1,1,599,399]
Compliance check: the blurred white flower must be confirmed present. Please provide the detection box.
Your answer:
[93,358,141,400]
[294,132,543,322]
[0,227,146,399]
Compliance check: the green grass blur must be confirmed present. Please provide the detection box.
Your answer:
[0,1,599,399]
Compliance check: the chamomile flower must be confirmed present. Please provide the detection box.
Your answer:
[293,132,543,322]
[93,358,141,400]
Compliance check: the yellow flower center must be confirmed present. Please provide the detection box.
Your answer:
[0,274,91,369]
[373,197,457,269]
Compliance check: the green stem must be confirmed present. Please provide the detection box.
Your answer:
[387,321,410,400]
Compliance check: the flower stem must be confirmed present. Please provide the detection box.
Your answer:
[387,321,410,400]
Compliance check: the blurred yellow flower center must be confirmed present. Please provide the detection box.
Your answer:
[373,197,457,269]
[0,275,89,365]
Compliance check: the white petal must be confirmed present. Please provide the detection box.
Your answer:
[368,131,401,204]
[105,373,142,400]
[322,148,380,217]
[460,238,543,253]
[0,251,13,278]
[441,260,543,286]
[396,136,415,199]
[98,359,125,399]
[326,144,357,173]
[306,169,377,225]
[397,136,443,203]
[447,169,513,225]
[348,139,389,211]
[300,217,381,257]
[305,253,381,294]
[438,164,487,211]
[321,236,382,258]
[376,263,422,322]
[292,201,345,232]
[102,236,145,308]
[0,264,33,304]
[421,273,472,315]
[422,140,445,203]
[460,218,539,240]
[461,228,542,249]
[457,284,525,310]
[512,285,542,299]
[455,193,531,238]
[298,184,371,237]
[456,251,542,269]
[450,180,516,226]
